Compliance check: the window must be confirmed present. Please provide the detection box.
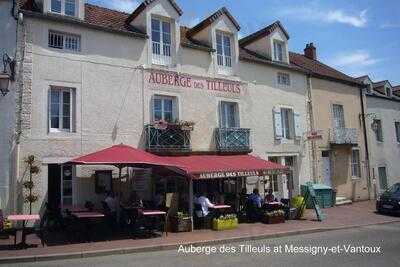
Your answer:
[332,104,345,128]
[61,165,73,206]
[395,122,400,143]
[268,157,279,193]
[51,0,61,13]
[277,73,290,86]
[374,119,383,142]
[65,0,76,16]
[49,87,75,132]
[273,40,284,62]
[220,101,239,128]
[281,108,294,139]
[386,87,392,97]
[351,150,361,178]
[151,18,172,65]
[51,0,76,16]
[153,95,176,123]
[216,32,232,68]
[378,167,388,190]
[48,31,80,52]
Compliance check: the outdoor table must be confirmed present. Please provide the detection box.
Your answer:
[64,206,88,214]
[7,214,40,249]
[71,212,105,242]
[139,210,167,236]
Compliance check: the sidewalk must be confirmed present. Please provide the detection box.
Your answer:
[1,201,399,263]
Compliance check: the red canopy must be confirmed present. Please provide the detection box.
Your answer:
[162,154,288,179]
[67,144,175,167]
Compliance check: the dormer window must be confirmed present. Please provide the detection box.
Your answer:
[273,40,284,62]
[216,31,232,72]
[386,87,392,97]
[51,0,76,17]
[151,17,172,66]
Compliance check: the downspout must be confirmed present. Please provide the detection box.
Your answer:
[306,74,317,183]
[359,86,372,200]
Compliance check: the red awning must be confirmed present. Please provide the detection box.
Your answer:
[162,154,288,179]
[67,144,175,167]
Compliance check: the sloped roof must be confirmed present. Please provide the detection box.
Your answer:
[180,26,214,52]
[239,21,289,47]
[126,0,183,24]
[186,7,240,37]
[289,52,361,86]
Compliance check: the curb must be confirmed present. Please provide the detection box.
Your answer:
[1,220,399,264]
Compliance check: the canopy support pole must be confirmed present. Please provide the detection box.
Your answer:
[189,178,194,232]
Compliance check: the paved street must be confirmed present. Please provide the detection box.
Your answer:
[6,222,400,267]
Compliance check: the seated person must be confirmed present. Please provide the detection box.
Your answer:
[129,190,143,208]
[194,192,215,218]
[248,188,262,208]
[104,191,117,214]
[264,189,276,204]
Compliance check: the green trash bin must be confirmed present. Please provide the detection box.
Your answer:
[301,183,333,208]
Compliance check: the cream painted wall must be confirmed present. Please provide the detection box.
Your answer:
[365,96,400,193]
[8,3,311,214]
[311,78,369,200]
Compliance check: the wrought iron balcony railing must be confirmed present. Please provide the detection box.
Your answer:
[329,128,358,145]
[215,127,251,152]
[145,124,191,153]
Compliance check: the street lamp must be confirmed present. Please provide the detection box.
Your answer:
[0,53,15,97]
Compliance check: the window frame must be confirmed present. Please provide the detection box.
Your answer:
[395,122,400,143]
[351,149,361,178]
[51,0,77,17]
[332,104,345,129]
[49,87,74,133]
[151,16,172,66]
[48,30,81,52]
[273,40,285,62]
[60,165,74,207]
[219,101,239,128]
[216,31,233,71]
[277,72,290,86]
[152,95,177,123]
[374,119,383,142]
[280,107,294,140]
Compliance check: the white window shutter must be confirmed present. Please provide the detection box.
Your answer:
[294,112,301,139]
[273,107,283,139]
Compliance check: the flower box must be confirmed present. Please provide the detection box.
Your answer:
[212,215,238,231]
[170,216,192,232]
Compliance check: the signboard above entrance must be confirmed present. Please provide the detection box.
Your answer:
[147,70,242,94]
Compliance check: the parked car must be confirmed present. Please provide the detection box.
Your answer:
[376,183,400,215]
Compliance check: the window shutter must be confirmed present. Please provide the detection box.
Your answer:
[273,107,283,139]
[218,101,224,128]
[294,112,301,139]
[47,88,51,132]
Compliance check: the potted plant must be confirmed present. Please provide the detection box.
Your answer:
[262,210,285,224]
[23,155,40,214]
[170,212,192,232]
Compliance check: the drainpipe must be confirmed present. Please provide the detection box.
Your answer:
[359,86,372,200]
[306,74,317,183]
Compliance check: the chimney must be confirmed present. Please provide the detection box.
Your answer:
[304,42,317,60]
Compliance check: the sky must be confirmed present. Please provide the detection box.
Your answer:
[88,0,400,85]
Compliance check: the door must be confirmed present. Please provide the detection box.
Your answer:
[378,167,388,192]
[322,151,332,187]
[48,164,61,210]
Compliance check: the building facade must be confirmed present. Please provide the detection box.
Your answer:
[357,76,400,196]
[291,46,371,203]
[0,0,317,214]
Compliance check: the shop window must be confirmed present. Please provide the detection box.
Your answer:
[332,104,345,128]
[351,150,361,178]
[152,95,177,123]
[49,87,75,133]
[151,17,172,65]
[378,167,388,190]
[219,101,239,128]
[216,31,232,70]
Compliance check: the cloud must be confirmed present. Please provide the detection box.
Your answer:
[279,7,367,28]
[327,50,381,77]
[103,0,139,13]
[380,22,400,29]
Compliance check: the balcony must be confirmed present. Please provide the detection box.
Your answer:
[215,128,251,153]
[329,128,358,146]
[145,124,191,154]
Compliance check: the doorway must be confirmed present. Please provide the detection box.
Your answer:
[322,151,332,187]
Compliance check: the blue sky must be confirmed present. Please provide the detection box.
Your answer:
[89,0,400,85]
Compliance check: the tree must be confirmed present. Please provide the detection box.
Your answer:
[23,155,40,214]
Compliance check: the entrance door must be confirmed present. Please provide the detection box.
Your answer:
[48,164,61,210]
[322,151,332,187]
